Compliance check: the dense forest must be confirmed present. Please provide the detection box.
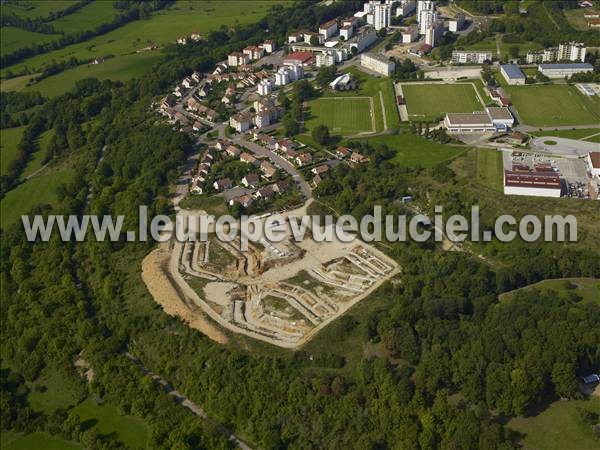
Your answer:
[1,1,599,449]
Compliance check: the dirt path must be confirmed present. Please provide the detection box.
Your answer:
[125,352,253,450]
[141,243,228,344]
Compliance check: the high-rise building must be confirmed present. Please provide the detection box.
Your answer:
[373,3,392,30]
[558,42,587,62]
[417,0,434,22]
[419,9,437,35]
[424,20,444,47]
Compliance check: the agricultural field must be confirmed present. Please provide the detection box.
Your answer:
[48,1,120,34]
[500,278,600,305]
[352,133,469,168]
[0,125,25,176]
[0,163,75,228]
[1,431,82,450]
[507,398,600,450]
[305,97,375,135]
[1,27,61,55]
[401,83,483,121]
[0,1,76,19]
[506,84,600,127]
[72,398,150,449]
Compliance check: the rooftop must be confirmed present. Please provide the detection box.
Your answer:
[486,107,513,121]
[538,63,594,70]
[501,64,526,79]
[589,152,600,169]
[504,170,561,189]
[445,112,493,126]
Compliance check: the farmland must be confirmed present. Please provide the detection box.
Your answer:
[305,97,374,134]
[0,1,76,19]
[506,84,600,127]
[48,1,119,34]
[0,27,60,55]
[401,83,483,121]
[0,125,25,176]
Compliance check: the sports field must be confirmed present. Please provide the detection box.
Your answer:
[506,84,600,127]
[306,97,374,134]
[402,83,483,121]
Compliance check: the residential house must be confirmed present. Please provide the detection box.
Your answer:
[261,40,276,53]
[190,32,202,42]
[213,178,233,191]
[225,145,241,157]
[350,152,370,164]
[274,179,291,193]
[191,71,202,83]
[255,185,275,200]
[182,77,194,89]
[336,146,351,158]
[240,152,259,166]
[260,161,277,179]
[295,153,313,166]
[230,113,253,132]
[276,139,297,153]
[192,121,203,131]
[312,164,329,176]
[242,173,260,188]
[229,194,254,208]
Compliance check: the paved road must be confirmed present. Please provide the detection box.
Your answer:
[516,124,600,132]
[125,352,252,450]
[529,136,600,158]
[233,137,313,199]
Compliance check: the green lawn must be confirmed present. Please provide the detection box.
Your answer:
[402,83,483,121]
[507,398,600,450]
[49,1,119,34]
[305,97,374,134]
[0,73,38,91]
[27,366,81,414]
[500,278,600,305]
[0,27,61,55]
[73,398,149,449]
[0,126,25,176]
[531,128,600,141]
[352,133,469,168]
[0,163,75,229]
[461,37,542,58]
[474,149,503,191]
[506,84,600,127]
[2,431,82,450]
[21,129,53,177]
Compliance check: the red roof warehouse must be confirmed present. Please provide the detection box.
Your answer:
[283,51,315,66]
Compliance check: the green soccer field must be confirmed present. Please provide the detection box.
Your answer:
[505,84,600,127]
[402,83,484,121]
[305,97,374,134]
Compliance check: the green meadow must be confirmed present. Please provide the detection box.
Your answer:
[1,27,61,55]
[2,431,82,450]
[0,125,25,176]
[0,1,77,19]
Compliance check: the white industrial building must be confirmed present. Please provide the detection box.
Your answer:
[360,53,395,76]
[503,171,562,198]
[444,107,513,133]
[448,13,465,32]
[373,3,392,30]
[451,50,492,64]
[538,63,593,78]
[500,64,526,85]
[588,152,600,178]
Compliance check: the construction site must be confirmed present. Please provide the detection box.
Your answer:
[142,207,399,348]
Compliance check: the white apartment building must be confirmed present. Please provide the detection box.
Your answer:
[319,19,338,39]
[396,0,416,16]
[374,3,392,30]
[316,52,336,67]
[558,42,586,62]
[451,50,492,64]
[361,53,395,76]
[228,52,250,67]
[424,21,444,47]
[419,9,437,35]
[417,0,434,20]
[257,79,273,96]
[340,25,354,40]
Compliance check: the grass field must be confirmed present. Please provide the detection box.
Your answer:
[0,163,75,229]
[351,133,469,168]
[0,126,25,176]
[27,366,80,413]
[22,129,53,177]
[2,431,82,450]
[0,27,61,55]
[531,128,600,141]
[507,398,600,450]
[506,84,600,127]
[0,1,76,19]
[48,1,119,34]
[72,398,149,449]
[305,97,374,134]
[499,278,600,305]
[462,37,542,58]
[0,73,39,91]
[402,83,483,121]
[473,149,503,191]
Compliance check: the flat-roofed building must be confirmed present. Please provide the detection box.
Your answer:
[486,107,514,129]
[360,53,395,76]
[503,170,562,198]
[443,112,495,133]
[558,42,586,62]
[448,13,465,32]
[501,64,526,85]
[451,50,492,64]
[402,25,419,43]
[588,152,600,178]
[538,63,594,78]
